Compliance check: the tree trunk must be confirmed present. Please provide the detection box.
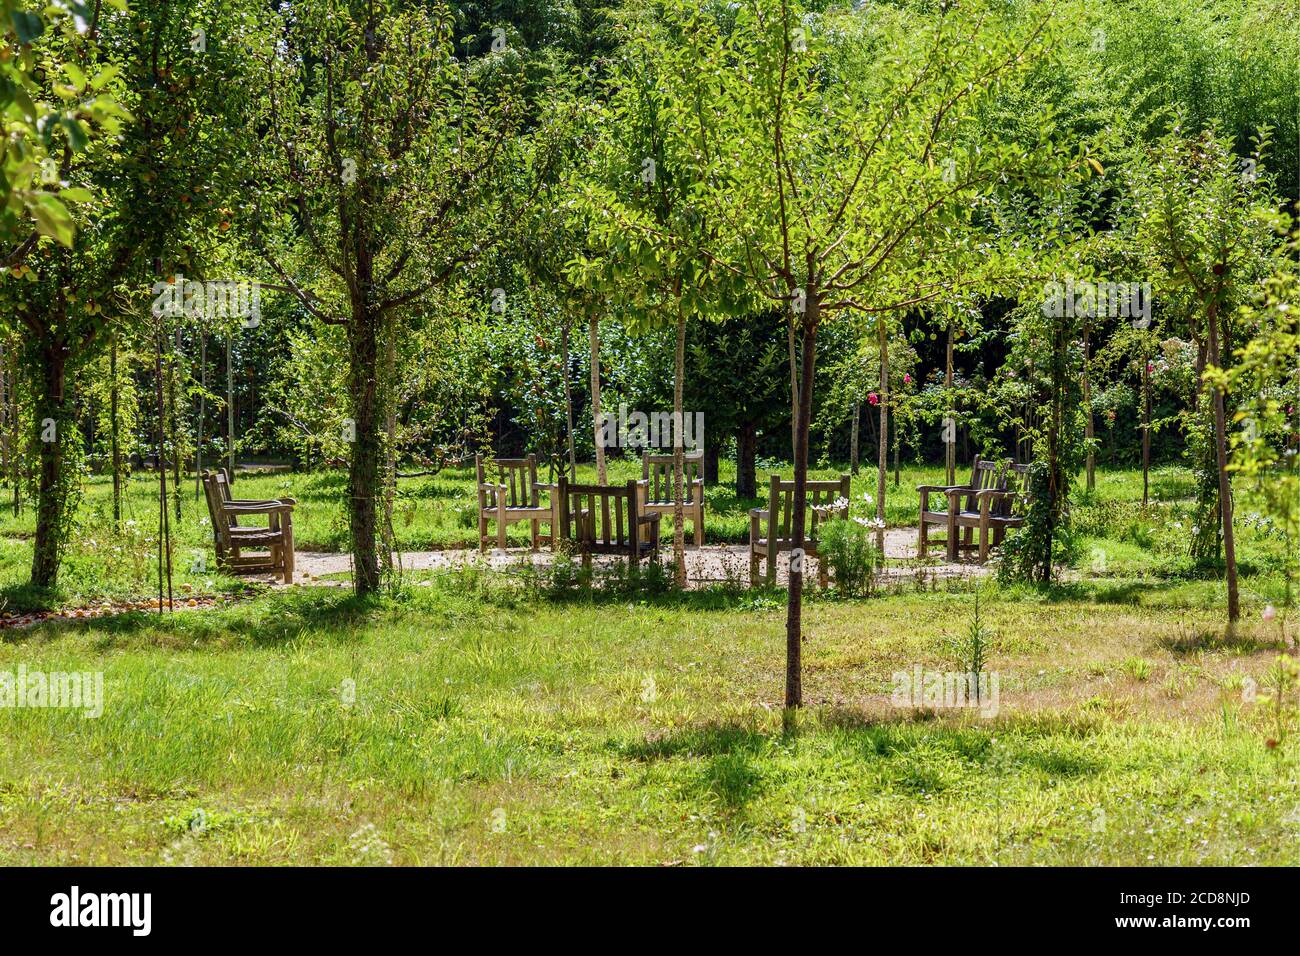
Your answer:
[170,328,182,520]
[589,310,606,484]
[787,313,799,462]
[850,402,860,475]
[111,335,122,523]
[672,306,686,587]
[945,321,955,484]
[875,319,888,554]
[561,319,576,480]
[736,422,757,498]
[1206,302,1239,622]
[195,332,205,499]
[1083,320,1094,492]
[1141,352,1151,509]
[225,334,235,481]
[702,442,719,485]
[785,285,820,709]
[32,342,71,589]
[347,309,383,596]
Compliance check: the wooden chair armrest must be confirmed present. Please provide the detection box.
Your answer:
[975,488,1014,500]
[637,512,662,525]
[749,508,769,520]
[917,484,966,493]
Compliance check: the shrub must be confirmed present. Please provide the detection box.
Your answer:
[818,517,880,597]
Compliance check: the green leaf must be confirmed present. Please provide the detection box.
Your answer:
[61,117,89,152]
[58,186,94,202]
[10,11,44,45]
[31,193,74,246]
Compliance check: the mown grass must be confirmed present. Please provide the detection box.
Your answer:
[0,576,1296,865]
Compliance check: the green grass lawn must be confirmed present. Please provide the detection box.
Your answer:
[1,576,1296,865]
[1,461,1296,866]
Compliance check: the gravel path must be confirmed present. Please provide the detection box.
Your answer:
[266,527,992,588]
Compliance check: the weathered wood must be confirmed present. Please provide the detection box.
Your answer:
[917,458,1033,563]
[640,450,705,546]
[555,477,661,567]
[475,454,556,552]
[201,470,296,583]
[748,473,850,587]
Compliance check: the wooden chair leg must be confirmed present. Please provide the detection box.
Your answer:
[750,547,760,587]
[946,511,959,562]
[978,517,990,563]
[818,556,829,589]
[497,503,507,550]
[694,505,704,546]
[479,511,488,553]
[918,520,928,558]
[282,521,295,584]
[765,549,776,586]
[531,518,539,551]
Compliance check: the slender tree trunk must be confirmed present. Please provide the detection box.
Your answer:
[195,332,205,498]
[850,402,860,475]
[347,308,383,596]
[561,319,576,481]
[945,321,955,483]
[589,310,606,484]
[110,335,122,523]
[736,422,757,498]
[170,328,182,520]
[875,319,888,554]
[31,342,70,589]
[1083,320,1094,492]
[788,314,799,462]
[154,334,173,612]
[1141,352,1151,509]
[1206,301,1239,622]
[225,334,235,481]
[785,282,820,709]
[672,305,686,587]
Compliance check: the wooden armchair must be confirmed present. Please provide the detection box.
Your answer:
[476,454,556,551]
[201,469,296,583]
[975,462,1032,561]
[749,473,851,587]
[555,477,661,567]
[640,450,705,546]
[917,456,1005,561]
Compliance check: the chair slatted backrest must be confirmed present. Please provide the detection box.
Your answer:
[642,451,703,505]
[476,454,539,509]
[558,478,640,554]
[766,474,851,542]
[200,471,232,556]
[958,456,1004,512]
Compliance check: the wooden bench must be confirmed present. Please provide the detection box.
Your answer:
[556,477,662,568]
[975,462,1031,562]
[476,454,556,551]
[201,469,296,583]
[749,473,850,587]
[640,450,705,546]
